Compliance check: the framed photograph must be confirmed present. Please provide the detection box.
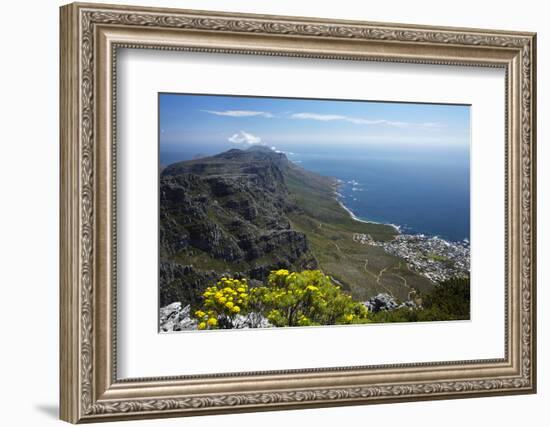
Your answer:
[60,2,537,423]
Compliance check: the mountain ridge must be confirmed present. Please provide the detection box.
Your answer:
[160,146,433,307]
[160,147,317,306]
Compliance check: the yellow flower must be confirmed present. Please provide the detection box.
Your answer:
[232,305,241,313]
[275,269,289,276]
[237,287,245,293]
[207,317,218,327]
[198,322,206,330]
[225,301,234,309]
[218,297,227,304]
[194,310,206,319]
[306,285,319,292]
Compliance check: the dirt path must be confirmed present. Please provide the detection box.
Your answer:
[390,271,408,288]
[376,267,389,285]
[336,240,408,298]
[362,256,378,280]
[374,266,396,297]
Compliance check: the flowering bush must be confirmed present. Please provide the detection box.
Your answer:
[249,269,370,327]
[194,277,249,330]
[192,270,369,329]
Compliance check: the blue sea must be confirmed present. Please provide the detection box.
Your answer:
[161,144,470,242]
[291,146,470,242]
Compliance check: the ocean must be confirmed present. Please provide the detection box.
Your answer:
[290,146,470,242]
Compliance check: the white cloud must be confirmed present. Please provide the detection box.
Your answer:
[202,110,273,118]
[418,122,444,129]
[228,130,262,144]
[291,113,347,122]
[290,112,440,128]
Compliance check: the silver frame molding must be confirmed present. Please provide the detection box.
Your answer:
[60,2,537,423]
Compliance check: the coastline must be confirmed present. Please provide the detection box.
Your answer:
[335,187,470,283]
[337,198,402,232]
[332,179,401,233]
[331,178,471,244]
[329,179,470,283]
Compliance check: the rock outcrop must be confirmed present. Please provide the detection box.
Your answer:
[363,293,419,313]
[160,146,318,307]
[159,302,196,332]
[159,302,271,332]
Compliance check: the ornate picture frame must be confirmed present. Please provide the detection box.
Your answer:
[60,2,536,423]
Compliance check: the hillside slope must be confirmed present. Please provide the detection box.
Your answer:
[160,146,432,306]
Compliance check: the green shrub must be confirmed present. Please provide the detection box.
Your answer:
[422,276,470,320]
[250,269,370,327]
[368,307,420,323]
[193,276,250,329]
[191,272,470,328]
[368,276,470,323]
[192,269,370,329]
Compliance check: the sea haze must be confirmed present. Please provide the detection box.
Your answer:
[161,143,470,242]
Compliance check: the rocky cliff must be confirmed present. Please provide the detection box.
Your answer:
[160,146,318,306]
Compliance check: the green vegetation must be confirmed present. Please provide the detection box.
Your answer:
[194,276,250,330]
[368,276,470,323]
[192,270,470,328]
[253,269,370,327]
[192,269,370,329]
[428,253,448,262]
[285,165,396,239]
[284,164,433,301]
[422,276,470,320]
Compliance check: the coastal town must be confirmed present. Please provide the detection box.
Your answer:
[353,232,470,283]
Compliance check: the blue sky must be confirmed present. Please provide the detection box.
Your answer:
[159,93,470,155]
